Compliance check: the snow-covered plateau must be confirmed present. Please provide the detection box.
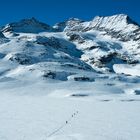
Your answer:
[0,14,140,140]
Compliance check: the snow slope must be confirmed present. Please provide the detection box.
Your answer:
[0,82,140,140]
[113,64,140,76]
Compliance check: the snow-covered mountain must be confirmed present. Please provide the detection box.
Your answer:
[1,14,140,140]
[2,17,54,33]
[0,14,140,82]
[62,14,140,72]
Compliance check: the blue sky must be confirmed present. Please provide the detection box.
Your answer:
[0,0,140,26]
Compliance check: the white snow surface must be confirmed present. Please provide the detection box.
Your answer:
[0,81,140,140]
[113,64,140,76]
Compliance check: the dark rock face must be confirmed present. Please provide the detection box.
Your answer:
[0,32,5,38]
[71,94,89,97]
[9,53,33,65]
[135,90,140,95]
[66,32,85,44]
[74,76,90,81]
[54,18,84,32]
[0,31,9,44]
[35,36,61,48]
[73,76,94,82]
[43,71,56,79]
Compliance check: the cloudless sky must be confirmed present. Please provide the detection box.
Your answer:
[0,0,140,26]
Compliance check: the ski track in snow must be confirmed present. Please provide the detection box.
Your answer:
[46,111,79,138]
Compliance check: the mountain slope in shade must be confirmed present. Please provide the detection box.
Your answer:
[0,31,5,38]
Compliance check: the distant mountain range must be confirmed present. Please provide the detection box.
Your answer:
[0,14,140,82]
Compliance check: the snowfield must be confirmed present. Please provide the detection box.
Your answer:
[0,86,140,140]
[0,79,140,140]
[113,64,140,76]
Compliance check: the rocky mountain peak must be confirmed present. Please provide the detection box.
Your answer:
[1,17,53,33]
[90,14,139,30]
[53,18,84,32]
